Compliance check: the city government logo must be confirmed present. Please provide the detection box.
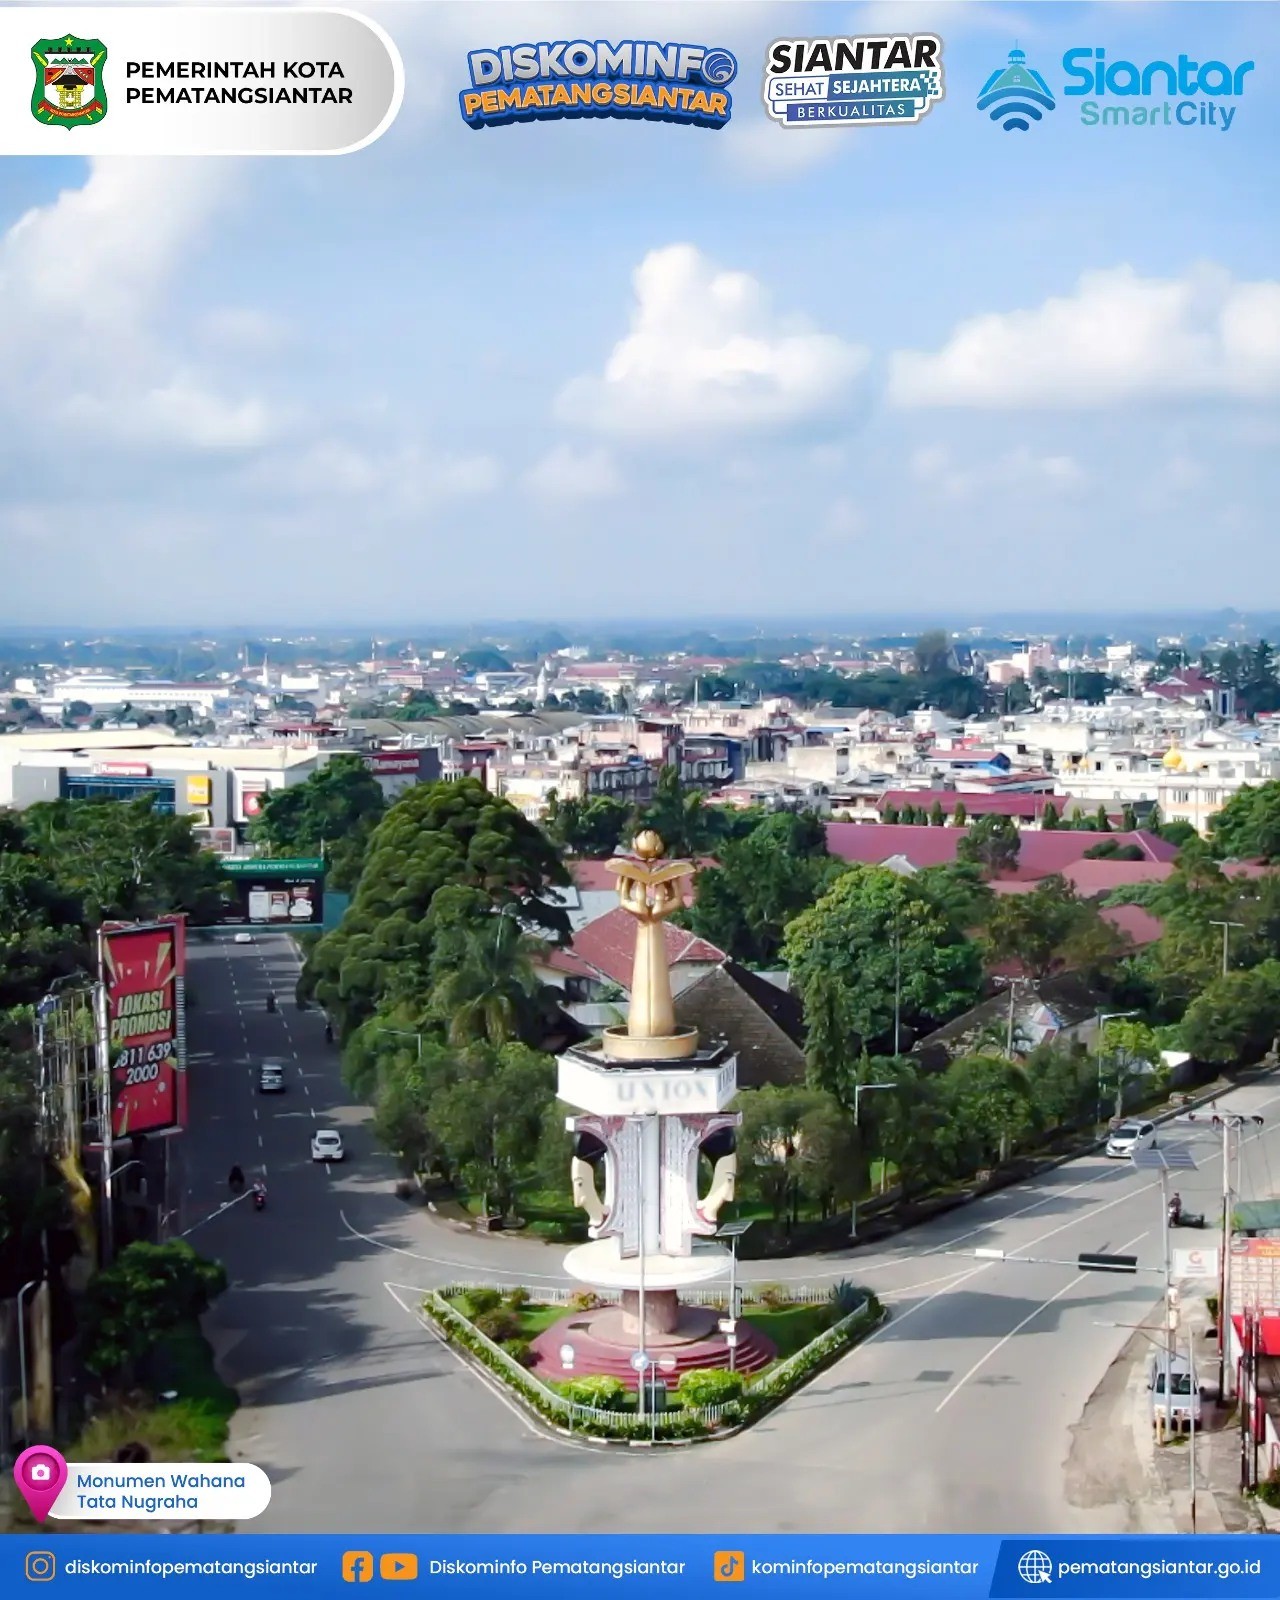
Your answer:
[32,34,107,128]
[459,39,738,130]
[763,34,943,126]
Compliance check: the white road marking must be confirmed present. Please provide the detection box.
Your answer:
[933,1227,1149,1413]
[257,1133,264,1148]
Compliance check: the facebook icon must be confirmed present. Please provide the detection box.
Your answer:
[342,1552,374,1583]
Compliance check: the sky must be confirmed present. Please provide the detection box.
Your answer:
[1,0,1278,628]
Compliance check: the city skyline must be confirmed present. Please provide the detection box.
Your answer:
[1,0,1276,625]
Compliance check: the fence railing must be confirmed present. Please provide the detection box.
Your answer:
[423,1285,877,1440]
[437,1281,835,1308]
[422,1290,733,1434]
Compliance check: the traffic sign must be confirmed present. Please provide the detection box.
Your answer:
[630,1351,651,1372]
[558,1343,575,1368]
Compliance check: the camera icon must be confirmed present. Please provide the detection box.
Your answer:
[26,1552,56,1582]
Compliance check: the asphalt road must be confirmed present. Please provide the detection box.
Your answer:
[183,934,1280,1534]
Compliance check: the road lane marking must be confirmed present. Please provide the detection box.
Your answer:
[932,1227,1149,1414]
[257,1133,264,1148]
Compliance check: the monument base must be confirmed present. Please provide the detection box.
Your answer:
[529,1305,775,1389]
[563,1237,729,1291]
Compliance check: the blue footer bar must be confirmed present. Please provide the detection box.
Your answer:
[3,1537,1276,1597]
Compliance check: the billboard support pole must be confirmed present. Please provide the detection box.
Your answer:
[94,932,115,1268]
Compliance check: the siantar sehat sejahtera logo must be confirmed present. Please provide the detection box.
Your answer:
[763,34,943,126]
[460,39,738,130]
[32,34,107,128]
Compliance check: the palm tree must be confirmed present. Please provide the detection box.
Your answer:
[429,911,547,1047]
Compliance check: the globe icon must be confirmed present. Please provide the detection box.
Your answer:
[700,49,737,87]
[1018,1550,1053,1585]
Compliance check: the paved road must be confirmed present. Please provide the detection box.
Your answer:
[183,934,1280,1534]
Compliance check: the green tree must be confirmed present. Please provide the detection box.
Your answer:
[913,629,953,678]
[783,866,983,1083]
[882,803,900,825]
[0,1042,69,1298]
[1122,804,1138,832]
[929,800,946,827]
[1180,962,1280,1065]
[457,646,513,674]
[1097,1017,1162,1117]
[1042,801,1060,830]
[425,1042,556,1217]
[983,875,1127,982]
[251,753,386,892]
[1208,781,1280,862]
[81,1240,227,1381]
[305,779,568,1038]
[957,813,1021,876]
[952,801,967,827]
[427,905,547,1047]
[734,1085,819,1231]
[943,1053,1038,1167]
[636,766,724,858]
[543,792,629,857]
[687,810,842,967]
[1094,805,1112,833]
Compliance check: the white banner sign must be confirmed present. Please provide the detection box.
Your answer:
[0,9,402,154]
[1174,1246,1220,1282]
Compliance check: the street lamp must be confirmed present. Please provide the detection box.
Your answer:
[850,1083,895,1240]
[372,1028,423,1061]
[992,975,1032,1058]
[1095,1010,1138,1126]
[714,1219,753,1372]
[1209,920,1245,979]
[16,1278,39,1454]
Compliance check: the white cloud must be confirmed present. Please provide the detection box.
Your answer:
[852,1,1038,35]
[818,496,865,541]
[556,243,868,439]
[911,444,1085,499]
[0,159,277,452]
[889,265,1280,409]
[524,445,622,500]
[239,440,502,505]
[721,116,849,179]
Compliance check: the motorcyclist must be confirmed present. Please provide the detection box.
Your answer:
[251,1180,266,1210]
[324,1020,334,1043]
[1168,1191,1182,1224]
[266,993,276,1012]
[229,1165,245,1192]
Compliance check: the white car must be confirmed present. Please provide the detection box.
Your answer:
[233,932,254,944]
[1106,1119,1157,1159]
[1148,1355,1203,1428]
[311,1129,344,1163]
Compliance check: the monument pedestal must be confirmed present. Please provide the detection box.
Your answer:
[621,1288,679,1336]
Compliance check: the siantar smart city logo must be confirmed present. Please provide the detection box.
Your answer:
[460,39,737,130]
[979,42,1255,133]
[976,45,1055,131]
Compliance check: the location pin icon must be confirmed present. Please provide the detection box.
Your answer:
[14,1445,68,1523]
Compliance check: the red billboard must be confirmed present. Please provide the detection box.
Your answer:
[100,918,188,1138]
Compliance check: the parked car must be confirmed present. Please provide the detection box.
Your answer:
[1106,1119,1157,1159]
[1148,1355,1203,1428]
[311,1129,344,1163]
[258,1062,285,1094]
[233,932,254,944]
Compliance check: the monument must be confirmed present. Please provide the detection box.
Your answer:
[529,830,774,1384]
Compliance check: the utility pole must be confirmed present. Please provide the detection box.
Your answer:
[93,937,115,1267]
[850,1082,895,1240]
[1209,920,1244,979]
[892,920,902,1057]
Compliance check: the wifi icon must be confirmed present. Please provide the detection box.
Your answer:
[977,46,1056,132]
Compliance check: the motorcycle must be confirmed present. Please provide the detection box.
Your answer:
[252,1187,266,1212]
[1168,1207,1206,1229]
[266,994,276,1013]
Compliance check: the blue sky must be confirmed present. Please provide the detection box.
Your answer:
[2,0,1278,627]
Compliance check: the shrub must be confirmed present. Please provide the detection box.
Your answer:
[462,1288,502,1317]
[677,1369,745,1409]
[568,1290,602,1311]
[829,1279,867,1319]
[758,1284,790,1311]
[1257,1473,1280,1510]
[562,1375,628,1411]
[473,1308,522,1343]
[504,1286,531,1310]
[1206,1295,1220,1323]
[502,1338,536,1368]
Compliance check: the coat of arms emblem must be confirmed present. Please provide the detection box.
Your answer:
[32,35,107,128]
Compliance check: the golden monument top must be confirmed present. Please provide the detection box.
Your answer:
[600,830,699,1059]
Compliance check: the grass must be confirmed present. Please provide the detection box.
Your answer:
[71,1325,238,1466]
[448,1294,838,1369]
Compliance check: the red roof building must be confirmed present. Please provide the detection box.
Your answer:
[563,907,725,990]
[825,822,1178,882]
